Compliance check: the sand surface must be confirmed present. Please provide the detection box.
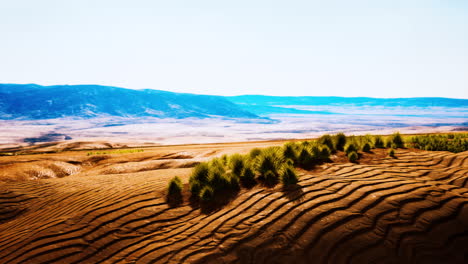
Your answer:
[0,141,467,263]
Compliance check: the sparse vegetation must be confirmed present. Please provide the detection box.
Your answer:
[183,137,335,205]
[189,163,210,196]
[390,132,405,148]
[263,170,279,186]
[6,133,468,263]
[334,132,347,151]
[385,140,392,148]
[86,149,144,156]
[249,148,262,159]
[240,164,256,187]
[345,143,358,155]
[199,186,214,202]
[255,147,284,182]
[407,133,468,153]
[362,142,371,152]
[281,166,299,186]
[319,134,335,152]
[228,154,245,177]
[297,147,314,169]
[374,136,384,148]
[319,146,331,161]
[169,132,466,207]
[283,142,297,163]
[166,176,183,205]
[348,151,359,163]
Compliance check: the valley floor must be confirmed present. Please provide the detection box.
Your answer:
[1,116,466,149]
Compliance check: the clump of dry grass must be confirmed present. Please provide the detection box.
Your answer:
[183,139,337,206]
[166,176,183,206]
[87,149,144,156]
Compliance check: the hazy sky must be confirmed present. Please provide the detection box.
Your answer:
[1,0,467,98]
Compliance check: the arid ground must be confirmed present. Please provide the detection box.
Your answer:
[0,140,468,263]
[1,112,466,149]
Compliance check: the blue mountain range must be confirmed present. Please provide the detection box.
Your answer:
[0,84,466,120]
[0,84,257,119]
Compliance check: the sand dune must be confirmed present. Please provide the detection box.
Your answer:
[0,143,467,263]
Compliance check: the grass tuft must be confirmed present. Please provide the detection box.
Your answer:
[166,176,183,206]
[348,151,359,163]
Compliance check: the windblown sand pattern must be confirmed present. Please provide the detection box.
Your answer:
[0,149,467,264]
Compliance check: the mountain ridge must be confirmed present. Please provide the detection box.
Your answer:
[1,83,467,120]
[227,95,468,107]
[0,84,258,120]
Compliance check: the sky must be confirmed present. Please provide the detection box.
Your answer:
[1,0,467,98]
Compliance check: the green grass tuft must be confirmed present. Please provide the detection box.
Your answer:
[86,149,144,156]
[281,166,299,186]
[362,142,371,152]
[348,151,359,163]
[388,148,396,158]
[166,176,183,206]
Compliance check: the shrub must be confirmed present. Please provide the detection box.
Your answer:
[385,139,392,148]
[228,154,245,177]
[407,133,468,153]
[240,165,256,187]
[391,132,404,148]
[188,156,241,202]
[345,143,358,155]
[388,148,396,158]
[297,148,313,168]
[263,170,279,186]
[362,142,371,152]
[208,163,231,192]
[199,186,214,202]
[348,151,359,163]
[334,133,347,151]
[363,134,374,145]
[191,163,210,184]
[374,136,384,148]
[189,163,210,196]
[189,180,202,196]
[226,172,241,191]
[254,147,284,178]
[86,149,144,156]
[281,166,299,186]
[319,146,331,161]
[310,145,321,158]
[300,141,312,148]
[220,154,229,165]
[249,148,262,159]
[179,133,468,207]
[167,176,183,205]
[181,138,337,208]
[319,134,335,152]
[283,142,298,163]
[209,158,226,171]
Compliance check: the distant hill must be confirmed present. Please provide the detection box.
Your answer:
[228,95,468,108]
[0,84,258,119]
[1,84,466,120]
[0,84,49,94]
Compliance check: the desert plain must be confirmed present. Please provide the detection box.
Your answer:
[0,137,467,263]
